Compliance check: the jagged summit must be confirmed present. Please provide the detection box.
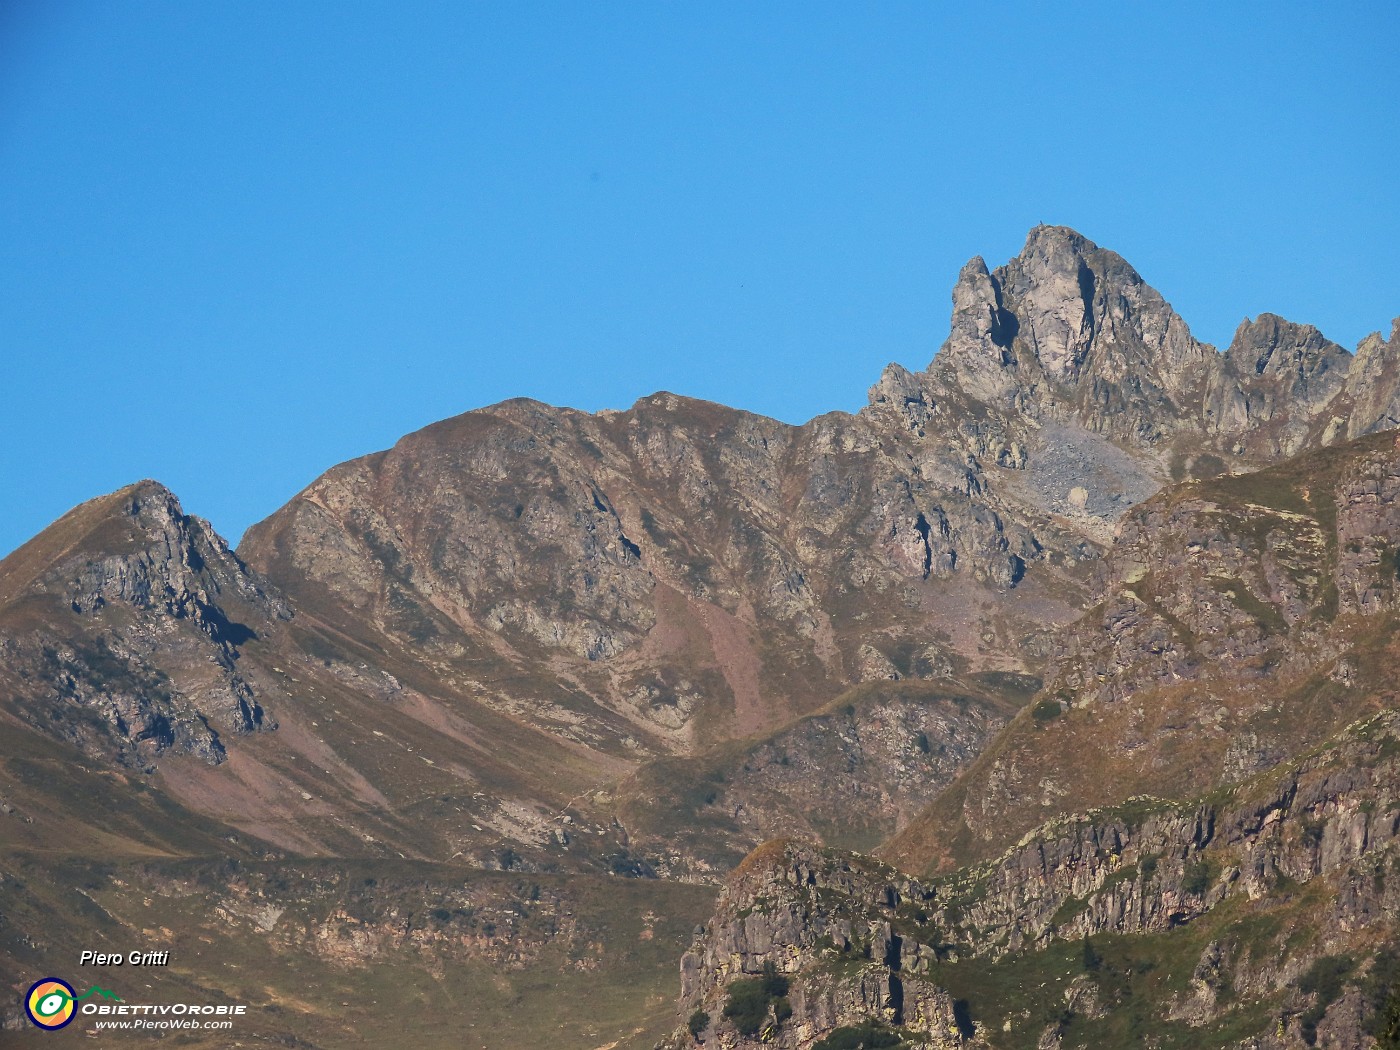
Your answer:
[923,225,1209,447]
[1223,312,1347,378]
[0,479,171,601]
[0,476,289,768]
[866,226,1400,475]
[0,478,287,624]
[941,225,1194,369]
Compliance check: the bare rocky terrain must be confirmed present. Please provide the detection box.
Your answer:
[3,225,1400,1047]
[662,706,1400,1049]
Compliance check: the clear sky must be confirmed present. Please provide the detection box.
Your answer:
[2,2,1397,557]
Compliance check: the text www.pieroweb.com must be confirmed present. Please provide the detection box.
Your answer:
[93,1017,235,1031]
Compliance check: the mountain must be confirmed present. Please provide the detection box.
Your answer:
[666,431,1400,1049]
[662,704,1400,1049]
[0,480,288,767]
[3,225,1400,1048]
[886,428,1400,874]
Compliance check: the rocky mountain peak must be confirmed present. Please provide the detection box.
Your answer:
[0,479,290,768]
[14,478,290,632]
[1342,317,1400,440]
[927,225,1212,449]
[884,230,1400,503]
[1199,314,1353,458]
[990,224,1109,381]
[1224,312,1348,380]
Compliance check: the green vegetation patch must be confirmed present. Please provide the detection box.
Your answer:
[723,961,792,1037]
[1362,947,1400,1049]
[812,1021,910,1049]
[924,909,1286,1050]
[1382,546,1400,583]
[1182,856,1217,896]
[1206,575,1287,634]
[687,1008,710,1039]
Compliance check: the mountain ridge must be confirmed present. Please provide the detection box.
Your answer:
[5,225,1400,1048]
[7,225,1400,875]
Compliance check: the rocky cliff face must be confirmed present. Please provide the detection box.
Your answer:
[930,228,1213,440]
[1213,314,1353,458]
[0,481,290,768]
[666,708,1400,1049]
[237,392,1054,745]
[247,227,1380,723]
[660,843,974,1050]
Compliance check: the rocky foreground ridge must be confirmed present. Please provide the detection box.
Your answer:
[662,706,1400,1049]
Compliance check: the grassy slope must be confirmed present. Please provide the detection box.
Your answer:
[0,843,714,1049]
[0,618,710,1047]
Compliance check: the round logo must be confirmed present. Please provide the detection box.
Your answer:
[25,978,77,1030]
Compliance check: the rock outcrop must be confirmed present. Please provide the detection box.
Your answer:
[0,480,290,767]
[667,709,1400,1049]
[660,843,980,1049]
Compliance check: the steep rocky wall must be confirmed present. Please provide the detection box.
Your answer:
[665,711,1400,1049]
[0,481,291,767]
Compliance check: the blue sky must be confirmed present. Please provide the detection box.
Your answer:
[2,2,1397,556]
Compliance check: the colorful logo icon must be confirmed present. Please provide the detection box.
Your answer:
[25,978,77,1030]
